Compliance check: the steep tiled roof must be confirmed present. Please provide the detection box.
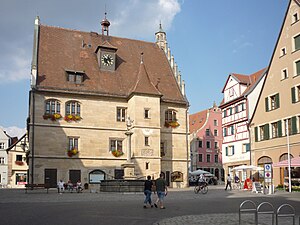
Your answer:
[130,60,162,97]
[36,25,186,105]
[189,109,208,133]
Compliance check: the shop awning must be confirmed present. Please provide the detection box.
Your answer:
[273,156,300,167]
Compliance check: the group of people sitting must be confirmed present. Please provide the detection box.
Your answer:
[57,180,83,193]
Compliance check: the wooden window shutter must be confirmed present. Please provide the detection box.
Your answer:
[254,127,258,142]
[291,87,296,103]
[291,116,297,135]
[232,146,235,155]
[265,97,269,112]
[277,120,282,137]
[264,124,270,140]
[275,93,280,108]
[225,147,228,156]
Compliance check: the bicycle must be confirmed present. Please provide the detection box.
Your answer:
[194,182,208,194]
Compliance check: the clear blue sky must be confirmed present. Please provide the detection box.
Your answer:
[0,0,289,136]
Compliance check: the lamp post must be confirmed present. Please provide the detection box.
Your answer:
[286,119,292,193]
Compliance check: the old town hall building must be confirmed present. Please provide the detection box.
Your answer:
[27,15,189,188]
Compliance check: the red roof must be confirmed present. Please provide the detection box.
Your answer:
[36,25,187,105]
[189,109,208,133]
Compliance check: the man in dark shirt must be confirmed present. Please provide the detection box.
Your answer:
[154,173,168,209]
[143,176,153,208]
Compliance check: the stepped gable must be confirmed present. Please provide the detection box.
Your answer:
[37,25,186,104]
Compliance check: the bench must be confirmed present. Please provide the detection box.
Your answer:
[25,184,50,193]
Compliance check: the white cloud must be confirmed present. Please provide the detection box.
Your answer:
[110,0,181,40]
[0,47,31,83]
[0,126,26,139]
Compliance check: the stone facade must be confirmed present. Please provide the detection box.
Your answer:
[28,17,189,188]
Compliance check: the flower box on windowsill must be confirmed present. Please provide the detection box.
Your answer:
[43,113,62,121]
[67,148,79,157]
[15,161,24,166]
[111,149,124,157]
[165,121,180,128]
[64,115,82,122]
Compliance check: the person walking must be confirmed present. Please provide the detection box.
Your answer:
[225,174,232,191]
[143,176,154,208]
[154,173,168,209]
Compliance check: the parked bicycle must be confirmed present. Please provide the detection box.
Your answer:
[194,182,208,194]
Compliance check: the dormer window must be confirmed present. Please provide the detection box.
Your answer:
[66,70,85,84]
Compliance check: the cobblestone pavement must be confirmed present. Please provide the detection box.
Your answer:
[0,185,299,225]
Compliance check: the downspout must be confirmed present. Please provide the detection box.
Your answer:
[185,106,189,187]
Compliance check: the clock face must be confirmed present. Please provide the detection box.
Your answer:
[101,54,114,66]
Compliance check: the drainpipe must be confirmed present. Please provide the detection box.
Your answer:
[185,107,189,187]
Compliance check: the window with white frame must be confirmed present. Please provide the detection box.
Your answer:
[0,157,5,164]
[117,107,126,122]
[225,145,235,156]
[242,143,250,153]
[294,34,300,51]
[214,154,218,163]
[199,154,203,162]
[214,120,218,126]
[206,141,211,149]
[284,118,292,136]
[110,139,122,152]
[68,137,79,150]
[280,47,286,57]
[229,125,234,135]
[214,141,218,149]
[259,125,265,141]
[296,60,300,76]
[282,69,288,80]
[198,140,202,148]
[0,142,4,149]
[165,109,177,123]
[291,84,300,103]
[293,12,299,23]
[206,129,210,136]
[45,99,61,115]
[214,129,218,136]
[271,122,278,138]
[265,93,280,111]
[223,127,227,137]
[206,154,211,163]
[66,101,81,116]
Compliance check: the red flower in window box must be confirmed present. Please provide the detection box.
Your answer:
[64,115,82,122]
[15,161,24,166]
[43,113,62,121]
[111,149,124,157]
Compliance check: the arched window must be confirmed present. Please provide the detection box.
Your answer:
[45,99,60,115]
[66,101,81,116]
[279,153,294,162]
[89,170,105,184]
[257,156,272,165]
[165,109,177,122]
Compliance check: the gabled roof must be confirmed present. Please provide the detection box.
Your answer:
[36,25,187,105]
[189,109,208,133]
[130,60,162,97]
